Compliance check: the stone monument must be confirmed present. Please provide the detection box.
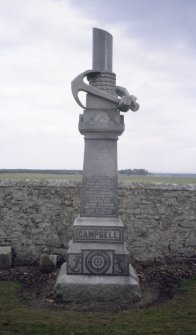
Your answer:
[55,28,141,303]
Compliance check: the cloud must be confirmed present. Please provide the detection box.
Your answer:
[0,0,95,168]
[0,0,195,172]
[71,0,196,47]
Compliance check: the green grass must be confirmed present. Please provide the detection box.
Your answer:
[0,278,195,335]
[0,173,196,184]
[118,175,196,184]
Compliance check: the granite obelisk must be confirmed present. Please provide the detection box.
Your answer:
[55,28,140,303]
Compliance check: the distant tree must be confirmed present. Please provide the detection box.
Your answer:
[118,169,149,176]
[133,169,148,175]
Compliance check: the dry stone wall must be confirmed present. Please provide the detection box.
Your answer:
[0,180,195,264]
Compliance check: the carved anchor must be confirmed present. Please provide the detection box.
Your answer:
[114,257,127,274]
[69,255,81,273]
[71,70,139,112]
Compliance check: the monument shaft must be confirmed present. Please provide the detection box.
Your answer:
[80,28,122,218]
[81,138,118,217]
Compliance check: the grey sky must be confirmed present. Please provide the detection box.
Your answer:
[0,0,195,172]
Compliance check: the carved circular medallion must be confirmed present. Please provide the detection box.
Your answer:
[85,250,111,274]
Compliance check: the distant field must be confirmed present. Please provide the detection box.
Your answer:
[119,175,196,184]
[0,173,196,184]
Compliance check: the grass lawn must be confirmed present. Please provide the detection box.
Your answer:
[0,173,196,184]
[0,277,195,335]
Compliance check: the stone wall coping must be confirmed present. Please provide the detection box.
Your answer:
[0,179,196,191]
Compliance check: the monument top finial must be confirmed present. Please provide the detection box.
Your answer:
[71,27,139,112]
[92,27,113,72]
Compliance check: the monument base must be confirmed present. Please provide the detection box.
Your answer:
[54,263,141,303]
[54,216,141,303]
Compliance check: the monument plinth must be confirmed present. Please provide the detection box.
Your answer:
[55,28,141,303]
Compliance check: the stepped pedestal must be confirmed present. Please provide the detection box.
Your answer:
[55,217,140,303]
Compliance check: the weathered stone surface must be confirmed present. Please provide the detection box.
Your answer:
[118,182,196,262]
[0,180,195,264]
[0,246,12,269]
[0,180,80,265]
[54,263,140,303]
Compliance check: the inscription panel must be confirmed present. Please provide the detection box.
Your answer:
[80,176,118,217]
[74,226,123,243]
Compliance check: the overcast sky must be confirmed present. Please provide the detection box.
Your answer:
[0,0,195,173]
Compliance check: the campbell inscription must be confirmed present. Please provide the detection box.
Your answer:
[74,226,123,243]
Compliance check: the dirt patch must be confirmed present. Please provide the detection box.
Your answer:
[0,261,195,312]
